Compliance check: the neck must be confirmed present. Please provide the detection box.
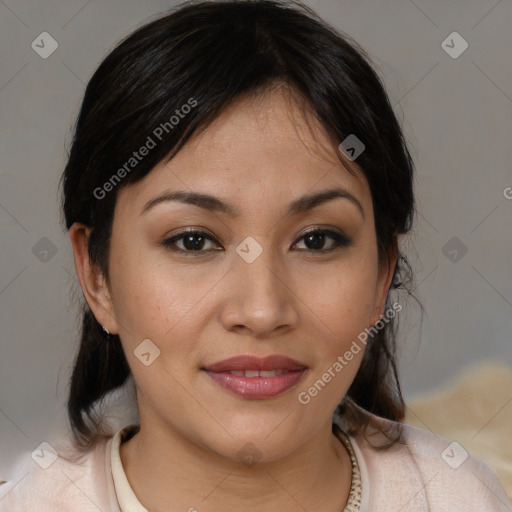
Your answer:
[119,418,353,512]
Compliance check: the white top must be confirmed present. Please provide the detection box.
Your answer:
[110,425,147,512]
[1,412,511,511]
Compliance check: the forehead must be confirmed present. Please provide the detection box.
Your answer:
[117,88,372,214]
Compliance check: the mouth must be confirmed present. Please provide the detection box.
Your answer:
[221,369,293,377]
[201,355,307,399]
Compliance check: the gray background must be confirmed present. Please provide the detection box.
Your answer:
[1,0,511,480]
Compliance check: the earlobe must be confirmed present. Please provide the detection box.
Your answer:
[68,222,118,334]
[371,244,398,326]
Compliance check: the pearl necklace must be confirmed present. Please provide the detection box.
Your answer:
[333,425,362,511]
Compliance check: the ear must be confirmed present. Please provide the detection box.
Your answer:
[69,222,119,335]
[369,242,398,326]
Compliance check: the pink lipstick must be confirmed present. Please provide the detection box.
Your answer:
[202,355,307,399]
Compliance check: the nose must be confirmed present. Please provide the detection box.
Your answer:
[218,246,299,338]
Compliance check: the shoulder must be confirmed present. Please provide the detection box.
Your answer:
[347,412,512,511]
[0,435,118,512]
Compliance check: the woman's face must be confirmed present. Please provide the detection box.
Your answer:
[95,89,395,461]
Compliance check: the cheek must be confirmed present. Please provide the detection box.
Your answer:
[109,259,207,405]
[108,250,200,353]
[304,260,378,342]
[294,267,377,413]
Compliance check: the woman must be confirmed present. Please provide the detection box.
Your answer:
[2,1,510,510]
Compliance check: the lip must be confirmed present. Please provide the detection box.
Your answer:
[202,355,307,399]
[203,355,307,372]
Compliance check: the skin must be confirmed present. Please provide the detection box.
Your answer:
[70,86,396,512]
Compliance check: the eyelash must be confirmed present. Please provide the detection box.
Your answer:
[161,228,352,256]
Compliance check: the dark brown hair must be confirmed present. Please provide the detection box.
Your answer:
[60,0,416,454]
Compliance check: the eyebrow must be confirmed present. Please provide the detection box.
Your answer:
[141,187,365,219]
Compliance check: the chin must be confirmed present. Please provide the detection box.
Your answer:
[196,417,307,464]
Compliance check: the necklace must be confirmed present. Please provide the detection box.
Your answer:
[333,425,362,511]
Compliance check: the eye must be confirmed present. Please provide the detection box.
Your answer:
[162,229,220,255]
[162,228,351,255]
[293,229,352,253]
